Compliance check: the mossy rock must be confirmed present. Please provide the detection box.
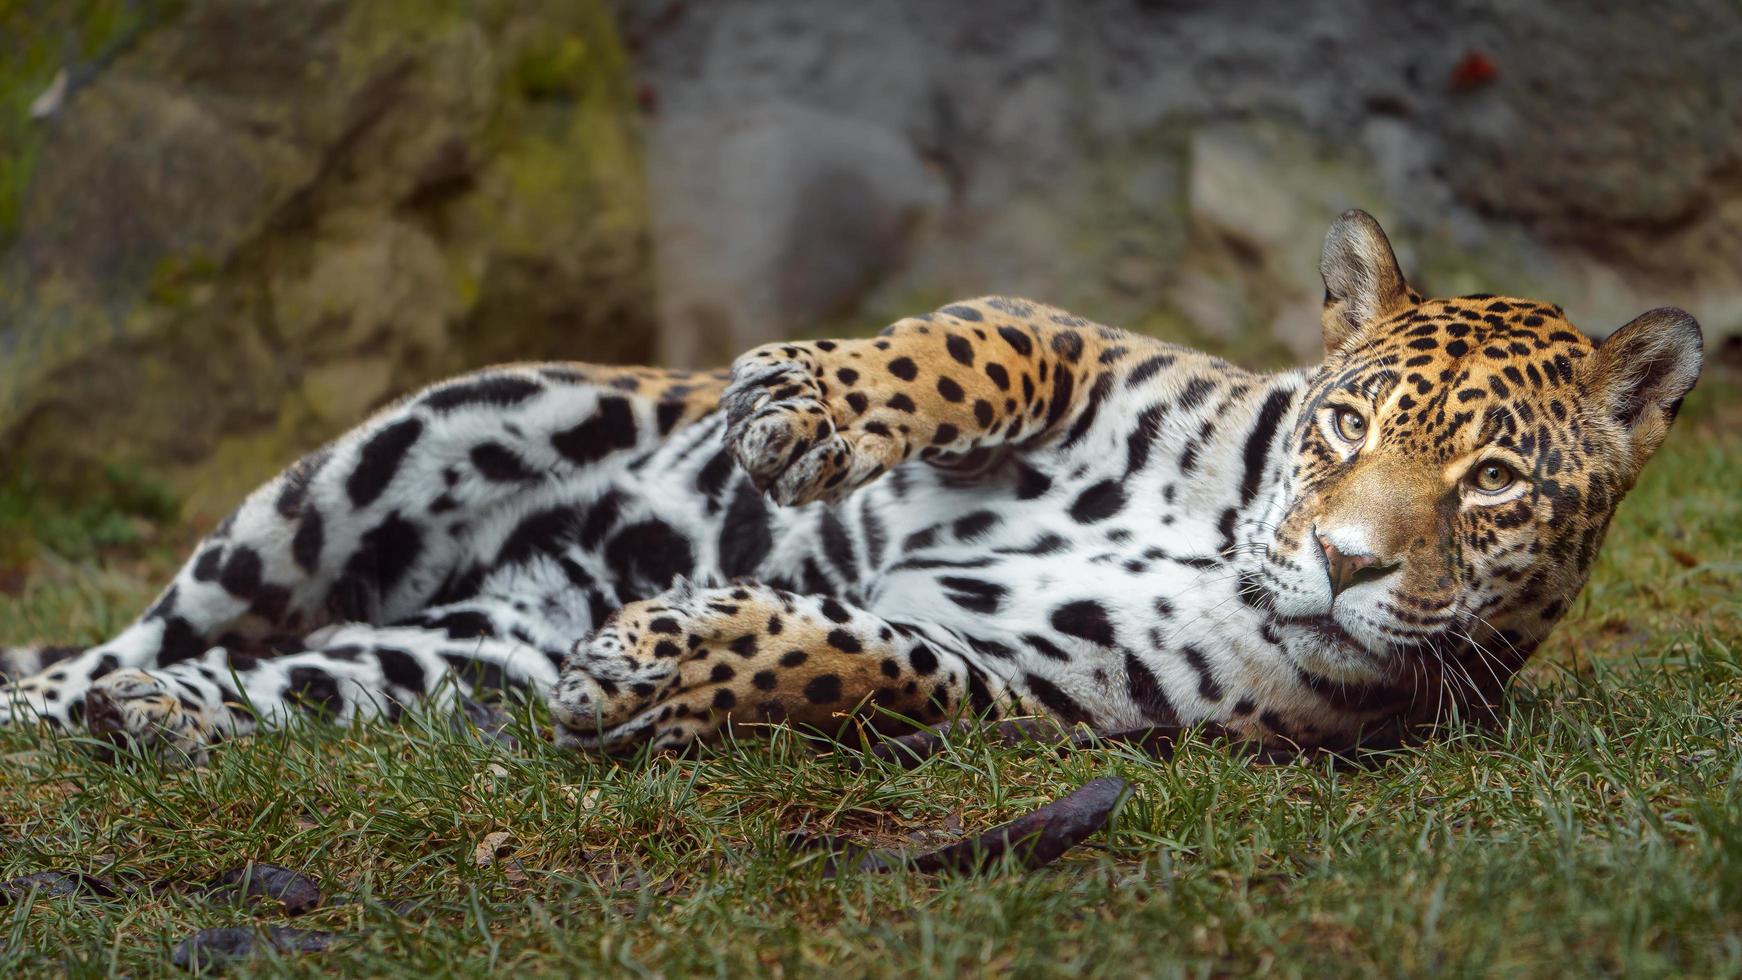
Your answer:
[0,0,655,521]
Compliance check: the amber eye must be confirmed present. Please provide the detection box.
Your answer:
[1470,461,1517,494]
[1333,408,1368,444]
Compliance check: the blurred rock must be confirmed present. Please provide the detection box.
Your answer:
[627,0,1742,365]
[0,0,653,515]
[651,102,945,366]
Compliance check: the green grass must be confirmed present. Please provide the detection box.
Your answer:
[0,465,180,568]
[1,376,1738,977]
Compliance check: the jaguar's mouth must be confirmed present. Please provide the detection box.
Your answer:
[1272,613,1393,679]
[1285,614,1362,649]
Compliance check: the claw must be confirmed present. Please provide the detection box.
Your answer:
[722,342,900,508]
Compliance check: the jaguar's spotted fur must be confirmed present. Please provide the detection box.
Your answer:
[0,212,1702,763]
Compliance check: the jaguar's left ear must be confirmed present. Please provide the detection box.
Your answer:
[1319,209,1417,354]
[1584,307,1703,468]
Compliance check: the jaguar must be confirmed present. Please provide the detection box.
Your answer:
[0,211,1703,765]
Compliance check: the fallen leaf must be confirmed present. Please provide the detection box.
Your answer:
[784,832,878,876]
[572,787,602,811]
[791,777,1132,876]
[171,926,334,970]
[0,871,119,903]
[204,863,322,916]
[474,831,527,882]
[475,831,515,868]
[468,762,511,796]
[880,777,1130,874]
[455,699,519,749]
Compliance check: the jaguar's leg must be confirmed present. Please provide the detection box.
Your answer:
[722,296,1141,506]
[2,363,726,728]
[549,580,1019,752]
[0,646,87,683]
[79,618,561,765]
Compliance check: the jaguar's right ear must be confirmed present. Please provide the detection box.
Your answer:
[1319,209,1415,354]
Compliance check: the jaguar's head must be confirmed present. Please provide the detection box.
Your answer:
[1249,211,1702,712]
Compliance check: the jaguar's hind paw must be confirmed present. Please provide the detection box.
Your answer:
[85,669,221,766]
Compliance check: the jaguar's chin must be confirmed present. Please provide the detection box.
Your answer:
[1271,614,1396,683]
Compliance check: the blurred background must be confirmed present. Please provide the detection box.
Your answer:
[1,0,1738,535]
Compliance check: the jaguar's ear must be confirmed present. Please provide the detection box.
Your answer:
[1584,308,1703,469]
[1319,209,1414,353]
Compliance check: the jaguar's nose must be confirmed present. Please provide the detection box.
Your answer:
[1316,531,1400,598]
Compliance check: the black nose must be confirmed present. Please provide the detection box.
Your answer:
[1316,533,1401,598]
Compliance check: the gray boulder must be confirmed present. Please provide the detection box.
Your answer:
[627,0,1742,364]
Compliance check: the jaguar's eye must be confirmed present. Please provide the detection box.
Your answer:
[1469,461,1516,494]
[1333,408,1368,444]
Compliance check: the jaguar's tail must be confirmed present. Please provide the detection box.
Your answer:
[0,646,85,682]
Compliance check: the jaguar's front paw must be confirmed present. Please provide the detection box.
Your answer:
[723,346,901,507]
[84,669,219,766]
